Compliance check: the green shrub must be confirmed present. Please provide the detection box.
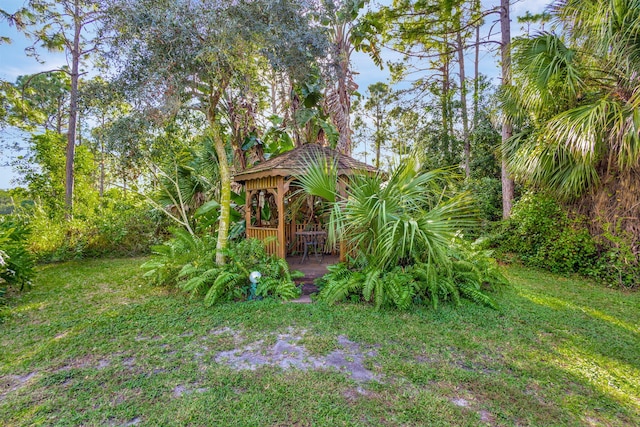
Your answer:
[486,191,639,287]
[506,192,567,257]
[464,177,503,223]
[531,227,597,274]
[486,192,598,274]
[0,217,36,292]
[317,238,506,310]
[298,156,506,310]
[141,228,211,287]
[586,225,640,289]
[26,193,168,262]
[142,235,301,305]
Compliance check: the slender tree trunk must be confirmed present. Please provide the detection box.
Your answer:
[207,79,231,265]
[99,116,105,197]
[441,47,451,159]
[457,30,470,178]
[473,0,480,129]
[64,0,81,220]
[212,123,231,266]
[99,142,105,197]
[375,103,381,168]
[332,22,353,156]
[500,0,515,218]
[472,0,480,171]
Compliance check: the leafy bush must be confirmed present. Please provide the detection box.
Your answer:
[486,191,639,288]
[463,177,503,223]
[487,192,598,274]
[317,239,505,310]
[586,225,640,289]
[531,227,597,273]
[501,192,566,257]
[142,235,302,305]
[26,192,168,262]
[0,217,36,293]
[140,228,211,287]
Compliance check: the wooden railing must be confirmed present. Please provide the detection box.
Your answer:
[248,223,337,257]
[247,226,278,255]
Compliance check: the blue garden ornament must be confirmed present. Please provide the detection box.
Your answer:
[248,271,262,300]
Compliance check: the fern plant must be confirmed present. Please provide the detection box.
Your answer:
[141,228,210,286]
[142,234,300,306]
[318,256,502,311]
[0,218,35,292]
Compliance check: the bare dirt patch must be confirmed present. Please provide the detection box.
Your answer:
[0,371,38,402]
[213,331,380,382]
[172,384,209,398]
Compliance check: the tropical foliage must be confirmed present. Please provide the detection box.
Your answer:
[142,234,302,305]
[2,0,638,309]
[299,154,506,309]
[502,0,640,240]
[24,193,168,262]
[0,217,35,294]
[488,192,639,289]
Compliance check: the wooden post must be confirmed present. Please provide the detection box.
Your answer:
[338,177,347,263]
[276,176,286,259]
[245,189,252,235]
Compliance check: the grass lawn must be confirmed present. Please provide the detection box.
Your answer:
[1,257,639,426]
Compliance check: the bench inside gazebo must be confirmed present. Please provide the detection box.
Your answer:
[233,144,377,271]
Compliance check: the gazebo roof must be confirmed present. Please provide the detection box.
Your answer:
[233,143,378,183]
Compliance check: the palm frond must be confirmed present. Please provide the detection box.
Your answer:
[295,151,339,203]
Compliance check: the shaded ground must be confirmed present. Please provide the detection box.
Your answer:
[288,255,338,286]
[288,254,338,302]
[0,257,639,426]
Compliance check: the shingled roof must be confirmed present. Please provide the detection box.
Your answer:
[233,143,378,183]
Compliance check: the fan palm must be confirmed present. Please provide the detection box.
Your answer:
[502,0,640,237]
[297,153,476,269]
[152,135,222,234]
[295,152,503,310]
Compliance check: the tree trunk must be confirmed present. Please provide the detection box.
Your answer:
[457,30,470,178]
[64,0,81,220]
[441,46,451,159]
[98,115,105,197]
[332,22,353,156]
[375,102,381,169]
[500,0,515,218]
[212,123,231,266]
[207,80,231,265]
[473,0,480,130]
[99,140,105,198]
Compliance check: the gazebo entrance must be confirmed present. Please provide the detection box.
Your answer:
[233,144,377,262]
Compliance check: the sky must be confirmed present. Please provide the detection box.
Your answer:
[0,0,548,189]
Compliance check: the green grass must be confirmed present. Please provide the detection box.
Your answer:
[1,257,639,426]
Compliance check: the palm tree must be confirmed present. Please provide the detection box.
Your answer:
[502,0,640,239]
[296,153,503,309]
[324,1,360,156]
[151,136,221,236]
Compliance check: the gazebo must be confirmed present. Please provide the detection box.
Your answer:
[233,144,377,261]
